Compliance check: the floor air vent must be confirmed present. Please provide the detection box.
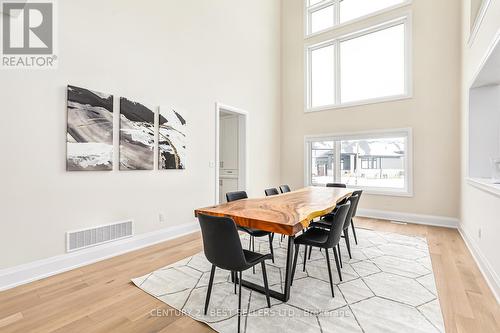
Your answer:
[66,220,133,252]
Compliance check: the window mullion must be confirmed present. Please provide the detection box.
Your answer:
[306,141,311,186]
[307,49,313,108]
[355,142,359,186]
[333,0,340,26]
[334,41,341,105]
[334,141,341,182]
[307,10,312,35]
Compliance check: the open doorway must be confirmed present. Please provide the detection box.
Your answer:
[215,103,248,204]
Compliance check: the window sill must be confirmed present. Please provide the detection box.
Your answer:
[305,94,412,113]
[466,177,500,198]
[310,185,412,197]
[348,186,413,198]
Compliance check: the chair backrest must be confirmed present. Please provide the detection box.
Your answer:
[198,214,248,271]
[226,191,248,202]
[336,196,348,206]
[265,188,279,196]
[326,183,347,188]
[351,190,363,217]
[325,202,351,248]
[342,194,359,230]
[279,185,291,193]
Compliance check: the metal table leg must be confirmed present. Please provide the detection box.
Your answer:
[232,235,295,302]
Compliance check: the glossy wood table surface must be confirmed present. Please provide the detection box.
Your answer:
[195,186,353,236]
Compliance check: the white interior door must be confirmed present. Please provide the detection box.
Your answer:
[215,103,248,205]
[220,116,239,171]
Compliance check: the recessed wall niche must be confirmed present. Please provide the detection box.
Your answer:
[468,38,500,186]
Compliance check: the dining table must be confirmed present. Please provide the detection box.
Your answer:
[194,186,353,302]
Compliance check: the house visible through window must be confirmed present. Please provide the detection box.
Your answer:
[361,157,379,170]
[305,129,412,195]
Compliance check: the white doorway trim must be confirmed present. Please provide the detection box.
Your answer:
[215,102,249,205]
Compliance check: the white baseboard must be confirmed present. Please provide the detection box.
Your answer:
[357,208,459,228]
[458,226,500,305]
[0,222,200,292]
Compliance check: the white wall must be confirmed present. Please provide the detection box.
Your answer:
[461,0,500,300]
[469,85,500,178]
[280,0,462,220]
[0,0,281,269]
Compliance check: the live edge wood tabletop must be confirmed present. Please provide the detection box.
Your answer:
[194,186,353,236]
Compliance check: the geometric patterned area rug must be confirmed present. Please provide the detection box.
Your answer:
[132,228,445,333]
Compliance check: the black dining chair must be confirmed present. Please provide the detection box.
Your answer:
[279,185,291,193]
[226,191,248,202]
[264,188,280,196]
[310,194,359,260]
[324,183,360,245]
[326,183,347,188]
[226,191,274,267]
[349,190,363,245]
[264,188,284,242]
[198,213,272,333]
[322,183,348,218]
[308,183,348,266]
[291,202,351,297]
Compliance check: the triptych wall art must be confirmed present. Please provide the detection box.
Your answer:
[119,97,155,171]
[66,85,114,171]
[159,107,187,170]
[66,85,187,171]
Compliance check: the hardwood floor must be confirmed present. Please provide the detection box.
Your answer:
[0,218,499,333]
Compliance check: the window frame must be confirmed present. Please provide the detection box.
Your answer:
[304,0,412,38]
[304,128,413,197]
[305,15,412,113]
[468,0,491,46]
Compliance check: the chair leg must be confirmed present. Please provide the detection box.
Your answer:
[337,244,343,268]
[303,245,308,272]
[204,264,216,315]
[261,262,271,308]
[252,236,256,274]
[332,247,342,281]
[351,219,358,245]
[290,244,300,285]
[324,248,335,297]
[233,271,237,294]
[237,271,242,333]
[308,245,313,260]
[344,229,352,259]
[268,234,275,263]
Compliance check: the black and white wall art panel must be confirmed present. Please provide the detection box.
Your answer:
[66,85,114,171]
[119,97,156,171]
[158,107,187,170]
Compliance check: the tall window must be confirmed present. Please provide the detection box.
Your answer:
[306,17,410,111]
[305,0,409,36]
[305,129,412,196]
